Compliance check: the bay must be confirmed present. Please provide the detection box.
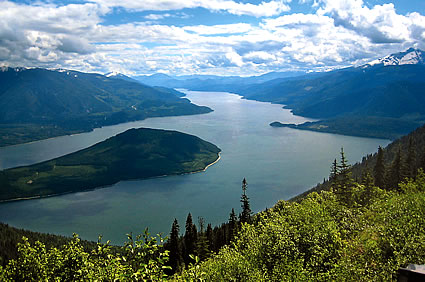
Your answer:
[0,91,389,244]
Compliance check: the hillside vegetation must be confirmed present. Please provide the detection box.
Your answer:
[0,68,212,146]
[1,125,425,280]
[0,128,220,201]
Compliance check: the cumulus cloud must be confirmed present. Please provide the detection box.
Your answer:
[317,0,418,44]
[0,0,424,76]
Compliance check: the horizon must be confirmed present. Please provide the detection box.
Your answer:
[1,0,425,76]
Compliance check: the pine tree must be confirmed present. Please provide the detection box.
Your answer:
[406,137,417,179]
[183,213,197,264]
[386,146,407,190]
[206,223,213,252]
[374,146,386,189]
[228,208,238,243]
[338,147,351,186]
[168,218,182,272]
[195,217,209,260]
[239,178,252,224]
[361,169,375,205]
[335,147,354,205]
[330,158,339,190]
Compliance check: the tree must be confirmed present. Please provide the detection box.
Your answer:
[184,213,197,264]
[228,208,238,242]
[406,137,417,179]
[206,223,213,252]
[330,158,339,190]
[386,146,407,190]
[239,178,252,224]
[338,147,352,187]
[195,217,209,260]
[374,146,386,189]
[334,148,354,205]
[168,218,182,272]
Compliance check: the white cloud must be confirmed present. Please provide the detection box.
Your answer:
[90,0,290,17]
[183,23,253,35]
[145,13,172,20]
[317,0,415,43]
[0,0,424,76]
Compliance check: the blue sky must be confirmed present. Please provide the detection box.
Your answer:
[1,0,425,76]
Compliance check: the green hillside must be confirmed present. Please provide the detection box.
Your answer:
[0,68,212,146]
[0,128,220,201]
[245,64,425,139]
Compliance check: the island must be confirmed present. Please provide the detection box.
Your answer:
[0,128,221,201]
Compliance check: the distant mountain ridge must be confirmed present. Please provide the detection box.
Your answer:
[366,47,425,67]
[0,67,212,146]
[133,71,306,90]
[242,48,425,139]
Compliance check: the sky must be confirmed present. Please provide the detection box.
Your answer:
[1,0,425,76]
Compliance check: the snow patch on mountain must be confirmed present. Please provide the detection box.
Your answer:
[367,48,425,67]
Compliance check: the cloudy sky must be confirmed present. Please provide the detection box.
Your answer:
[1,0,425,76]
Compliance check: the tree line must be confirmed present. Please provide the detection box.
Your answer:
[166,178,252,273]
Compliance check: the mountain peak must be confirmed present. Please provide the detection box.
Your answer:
[367,47,425,67]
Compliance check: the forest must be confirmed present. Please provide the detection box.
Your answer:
[1,124,425,280]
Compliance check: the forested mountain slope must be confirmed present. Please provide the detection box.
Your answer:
[0,68,211,146]
[254,49,425,139]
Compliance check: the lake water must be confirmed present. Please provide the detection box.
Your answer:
[0,91,390,244]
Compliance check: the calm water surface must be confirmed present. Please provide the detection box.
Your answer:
[0,91,389,243]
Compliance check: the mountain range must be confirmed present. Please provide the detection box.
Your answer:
[0,68,211,146]
[132,48,425,140]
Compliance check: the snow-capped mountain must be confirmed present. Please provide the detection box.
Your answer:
[367,47,425,67]
[105,72,139,83]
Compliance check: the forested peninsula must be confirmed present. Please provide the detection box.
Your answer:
[0,128,220,201]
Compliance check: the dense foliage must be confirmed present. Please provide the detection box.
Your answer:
[0,128,220,201]
[179,172,425,281]
[0,230,171,281]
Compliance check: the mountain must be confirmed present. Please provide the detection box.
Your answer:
[0,68,212,146]
[133,71,305,91]
[0,127,220,201]
[366,47,425,67]
[105,71,140,83]
[243,48,425,139]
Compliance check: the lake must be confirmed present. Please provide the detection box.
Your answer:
[0,91,390,244]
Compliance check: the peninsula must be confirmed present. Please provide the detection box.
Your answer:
[0,128,221,201]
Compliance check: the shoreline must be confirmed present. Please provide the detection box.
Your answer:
[0,152,221,204]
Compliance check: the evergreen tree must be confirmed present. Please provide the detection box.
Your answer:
[335,147,354,205]
[361,169,375,205]
[184,213,197,264]
[386,146,407,190]
[406,137,417,179]
[206,223,213,252]
[338,147,351,187]
[228,208,238,243]
[195,217,209,260]
[168,218,182,272]
[330,158,339,190]
[239,178,252,224]
[374,146,386,189]
[419,146,425,172]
